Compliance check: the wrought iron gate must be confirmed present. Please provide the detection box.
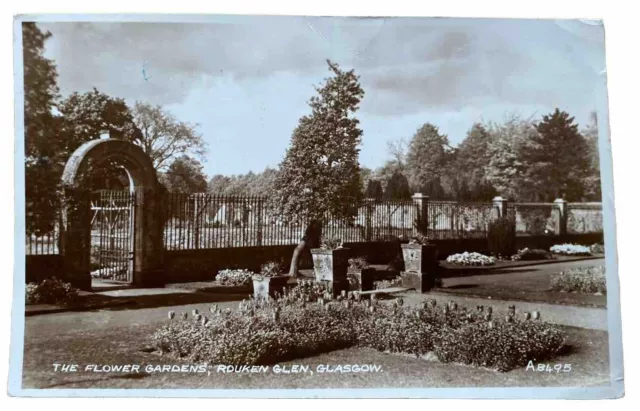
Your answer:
[90,190,136,283]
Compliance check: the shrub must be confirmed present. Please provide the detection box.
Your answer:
[374,276,403,290]
[348,256,369,271]
[446,252,496,266]
[550,266,606,294]
[216,269,254,286]
[261,261,284,277]
[25,277,79,305]
[434,320,565,372]
[320,236,343,250]
[511,248,553,261]
[590,243,605,254]
[488,216,516,258]
[550,243,591,256]
[152,285,566,372]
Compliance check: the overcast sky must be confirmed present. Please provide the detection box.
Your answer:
[39,16,606,177]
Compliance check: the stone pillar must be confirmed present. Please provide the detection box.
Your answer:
[554,198,568,236]
[412,193,429,236]
[133,189,166,287]
[492,196,508,219]
[60,187,92,291]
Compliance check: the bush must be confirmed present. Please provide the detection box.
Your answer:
[348,256,369,271]
[25,277,79,305]
[153,286,566,372]
[261,261,284,277]
[511,248,553,261]
[434,320,565,372]
[550,244,591,256]
[446,252,496,266]
[374,276,403,290]
[590,243,605,254]
[550,266,606,294]
[215,269,254,286]
[488,216,516,258]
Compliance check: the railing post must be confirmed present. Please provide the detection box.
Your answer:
[412,193,429,237]
[492,196,508,219]
[554,198,568,235]
[364,198,374,242]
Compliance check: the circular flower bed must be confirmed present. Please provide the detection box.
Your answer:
[549,244,592,256]
[446,252,496,266]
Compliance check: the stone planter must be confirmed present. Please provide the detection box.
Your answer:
[311,247,350,296]
[252,275,289,300]
[400,243,438,292]
[347,267,376,292]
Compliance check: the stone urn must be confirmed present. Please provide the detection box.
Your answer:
[400,243,438,292]
[311,247,350,296]
[252,274,289,300]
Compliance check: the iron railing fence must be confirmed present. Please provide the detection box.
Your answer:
[508,203,561,236]
[427,201,496,239]
[567,203,604,234]
[162,194,418,250]
[25,191,606,254]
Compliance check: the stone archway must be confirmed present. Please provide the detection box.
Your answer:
[60,139,164,290]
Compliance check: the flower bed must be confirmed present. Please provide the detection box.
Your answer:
[511,248,553,261]
[216,269,254,286]
[550,266,606,294]
[549,244,592,256]
[26,277,79,306]
[446,252,496,266]
[152,284,565,372]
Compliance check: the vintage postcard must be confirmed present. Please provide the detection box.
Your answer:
[10,14,623,398]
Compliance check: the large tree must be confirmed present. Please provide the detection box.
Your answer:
[23,23,60,235]
[57,88,139,156]
[405,123,452,194]
[519,109,592,201]
[159,155,208,194]
[581,112,601,201]
[272,60,364,277]
[484,116,534,200]
[131,102,206,171]
[452,123,497,200]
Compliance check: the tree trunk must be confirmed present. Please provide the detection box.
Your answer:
[288,220,322,277]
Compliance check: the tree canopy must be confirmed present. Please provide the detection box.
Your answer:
[131,102,206,171]
[272,60,364,223]
[405,123,451,194]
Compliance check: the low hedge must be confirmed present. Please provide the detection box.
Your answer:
[153,283,566,372]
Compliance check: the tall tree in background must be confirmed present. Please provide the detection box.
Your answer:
[484,116,534,200]
[159,155,208,194]
[23,22,60,235]
[405,123,451,196]
[453,123,497,200]
[384,171,411,200]
[272,60,364,277]
[582,112,601,200]
[207,167,279,196]
[519,109,592,201]
[364,179,384,198]
[131,102,206,171]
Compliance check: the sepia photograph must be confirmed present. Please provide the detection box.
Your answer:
[10,14,623,398]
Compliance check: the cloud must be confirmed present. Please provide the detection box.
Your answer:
[38,17,604,116]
